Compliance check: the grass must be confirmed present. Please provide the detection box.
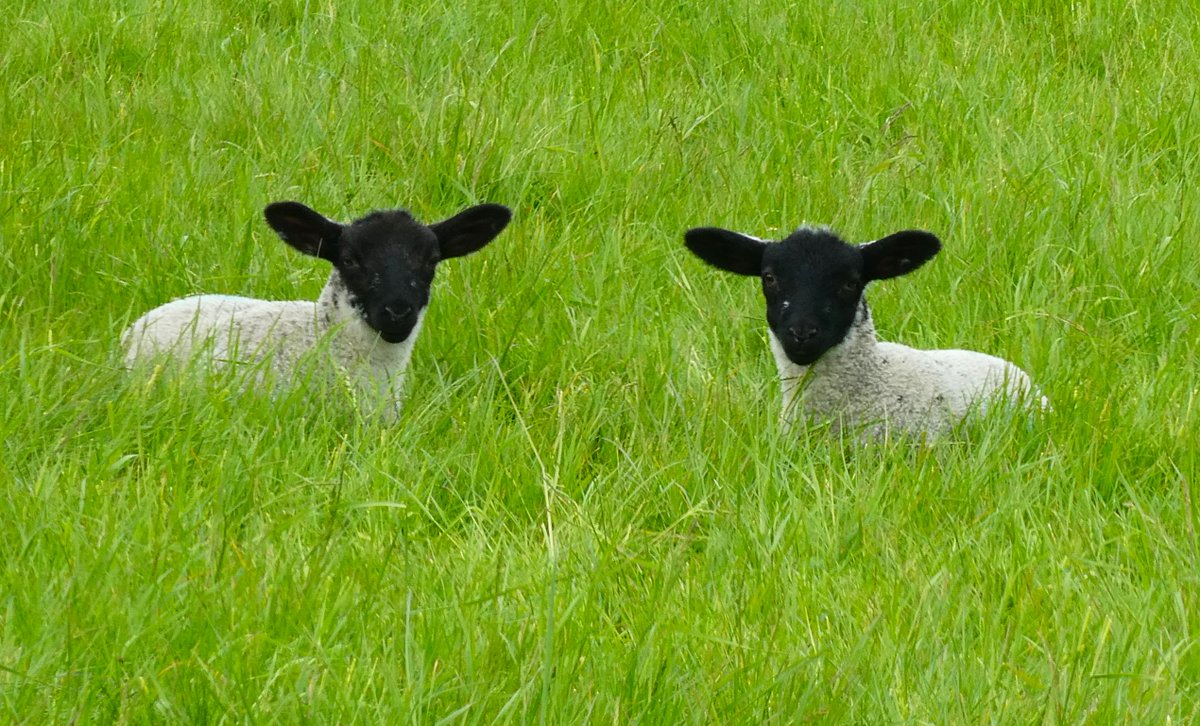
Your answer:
[2,0,1199,721]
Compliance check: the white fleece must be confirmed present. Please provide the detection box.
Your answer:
[770,302,1048,439]
[122,272,424,420]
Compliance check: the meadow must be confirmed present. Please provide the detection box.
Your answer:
[3,0,1199,721]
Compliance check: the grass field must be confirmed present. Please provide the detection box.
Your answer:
[3,0,1199,721]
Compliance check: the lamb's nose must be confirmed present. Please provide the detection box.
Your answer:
[384,304,412,322]
[788,324,818,344]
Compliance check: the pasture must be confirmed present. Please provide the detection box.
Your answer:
[2,0,1198,721]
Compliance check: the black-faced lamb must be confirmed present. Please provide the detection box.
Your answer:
[684,224,1048,438]
[123,200,512,420]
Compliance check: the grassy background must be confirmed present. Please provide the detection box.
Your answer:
[3,0,1199,721]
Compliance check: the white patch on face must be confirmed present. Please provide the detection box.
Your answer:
[781,301,790,310]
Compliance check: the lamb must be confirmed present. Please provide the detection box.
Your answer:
[123,200,512,420]
[684,224,1048,439]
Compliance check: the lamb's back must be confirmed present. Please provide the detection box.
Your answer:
[123,294,318,369]
[918,347,1037,411]
[845,343,1011,433]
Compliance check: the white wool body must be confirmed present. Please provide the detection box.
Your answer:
[122,271,423,419]
[770,302,1046,438]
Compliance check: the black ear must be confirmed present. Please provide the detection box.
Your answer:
[860,230,941,281]
[431,203,512,259]
[684,227,767,276]
[263,202,343,262]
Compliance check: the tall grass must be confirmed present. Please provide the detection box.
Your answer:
[2,0,1198,721]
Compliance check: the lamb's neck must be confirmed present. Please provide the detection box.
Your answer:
[771,299,886,416]
[316,271,425,371]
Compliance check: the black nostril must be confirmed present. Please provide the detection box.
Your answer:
[788,324,818,344]
[384,304,412,322]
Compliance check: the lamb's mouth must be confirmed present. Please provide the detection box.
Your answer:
[378,329,410,344]
[784,345,826,367]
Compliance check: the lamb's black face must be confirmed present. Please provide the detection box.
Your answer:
[684,224,941,366]
[335,211,437,343]
[762,230,865,365]
[264,201,513,344]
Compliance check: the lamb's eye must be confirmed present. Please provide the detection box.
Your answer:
[763,272,777,288]
[839,280,859,297]
[342,256,360,270]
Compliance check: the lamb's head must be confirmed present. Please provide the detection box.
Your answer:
[684,225,941,365]
[264,201,512,343]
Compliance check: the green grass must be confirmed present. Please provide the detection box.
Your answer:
[3,0,1199,721]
